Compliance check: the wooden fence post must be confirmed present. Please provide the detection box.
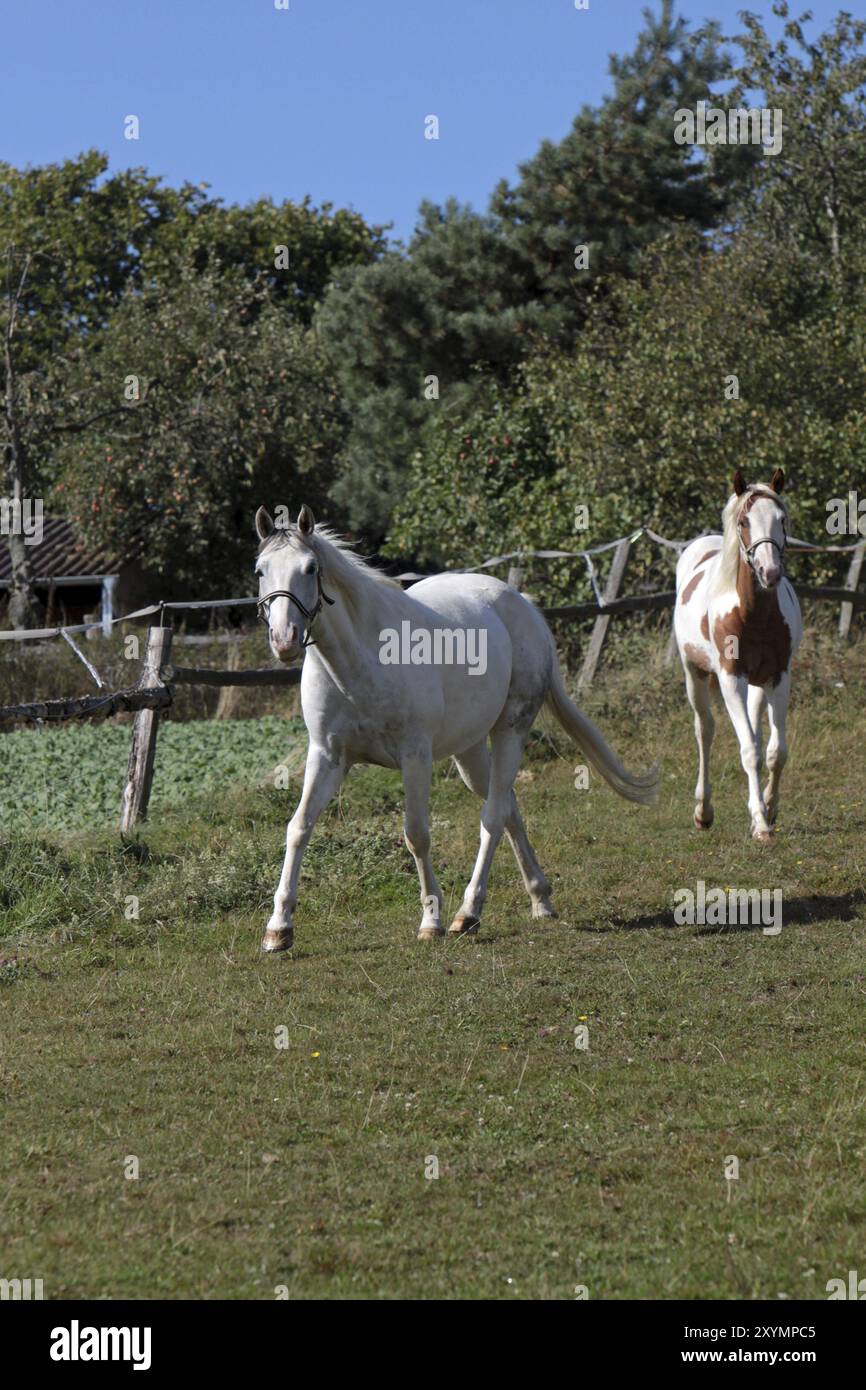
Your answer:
[507,564,524,591]
[838,539,865,641]
[120,625,173,833]
[578,538,631,692]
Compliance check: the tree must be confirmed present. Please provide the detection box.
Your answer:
[731,3,866,262]
[317,201,544,532]
[319,0,753,534]
[0,154,386,620]
[388,223,866,594]
[0,153,202,624]
[54,262,345,596]
[148,194,387,325]
[491,0,753,333]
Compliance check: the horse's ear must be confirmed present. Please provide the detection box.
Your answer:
[770,468,785,495]
[255,506,275,540]
[297,504,316,537]
[732,469,748,496]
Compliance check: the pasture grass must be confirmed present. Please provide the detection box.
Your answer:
[1,625,864,1300]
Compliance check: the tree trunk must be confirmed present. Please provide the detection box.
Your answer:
[3,250,44,630]
[3,461,43,629]
[6,532,42,628]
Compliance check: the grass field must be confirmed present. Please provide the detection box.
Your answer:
[1,626,864,1300]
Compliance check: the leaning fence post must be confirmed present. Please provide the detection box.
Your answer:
[120,624,173,832]
[578,538,631,692]
[838,539,865,641]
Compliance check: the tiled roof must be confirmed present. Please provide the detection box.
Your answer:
[0,517,134,582]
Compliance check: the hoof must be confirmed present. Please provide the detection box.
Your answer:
[417,925,445,941]
[752,829,774,844]
[261,927,294,953]
[448,913,480,936]
[694,810,714,830]
[532,901,557,920]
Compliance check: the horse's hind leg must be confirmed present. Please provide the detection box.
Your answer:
[450,727,537,935]
[763,673,790,826]
[748,683,767,764]
[401,745,444,941]
[454,740,554,921]
[684,663,715,829]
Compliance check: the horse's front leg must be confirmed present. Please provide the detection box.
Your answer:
[718,672,772,839]
[262,744,348,953]
[401,746,443,940]
[763,673,790,826]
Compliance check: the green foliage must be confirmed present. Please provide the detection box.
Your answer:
[491,0,752,328]
[147,194,387,326]
[52,263,345,593]
[319,0,746,533]
[0,716,304,831]
[389,224,866,595]
[1,154,384,610]
[0,152,198,372]
[731,2,866,259]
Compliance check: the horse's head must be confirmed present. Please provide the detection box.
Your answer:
[254,504,332,662]
[731,469,788,591]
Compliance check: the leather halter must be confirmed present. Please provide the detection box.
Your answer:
[739,495,787,576]
[257,568,335,648]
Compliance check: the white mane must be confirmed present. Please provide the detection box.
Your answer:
[712,485,788,596]
[259,523,402,619]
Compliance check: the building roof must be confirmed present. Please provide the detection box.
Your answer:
[0,516,133,583]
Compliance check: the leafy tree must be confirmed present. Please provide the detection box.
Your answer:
[388,224,866,595]
[148,194,387,325]
[320,0,751,533]
[317,201,545,532]
[54,262,345,596]
[731,2,866,261]
[0,154,384,621]
[0,153,199,624]
[491,0,753,334]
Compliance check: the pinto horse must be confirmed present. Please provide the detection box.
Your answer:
[674,470,802,840]
[255,504,659,952]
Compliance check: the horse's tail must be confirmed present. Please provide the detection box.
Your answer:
[545,656,659,806]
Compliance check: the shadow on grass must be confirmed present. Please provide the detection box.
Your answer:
[693,888,866,936]
[565,888,866,937]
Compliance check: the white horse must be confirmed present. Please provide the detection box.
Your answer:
[674,469,802,840]
[255,505,659,952]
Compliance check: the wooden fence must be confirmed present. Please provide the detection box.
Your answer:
[0,532,863,831]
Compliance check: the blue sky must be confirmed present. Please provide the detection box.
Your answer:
[1,0,848,244]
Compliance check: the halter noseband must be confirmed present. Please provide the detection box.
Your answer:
[257,568,335,648]
[739,493,788,575]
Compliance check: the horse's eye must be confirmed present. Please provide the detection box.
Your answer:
[303,561,317,575]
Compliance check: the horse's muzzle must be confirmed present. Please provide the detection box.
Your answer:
[270,624,301,662]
